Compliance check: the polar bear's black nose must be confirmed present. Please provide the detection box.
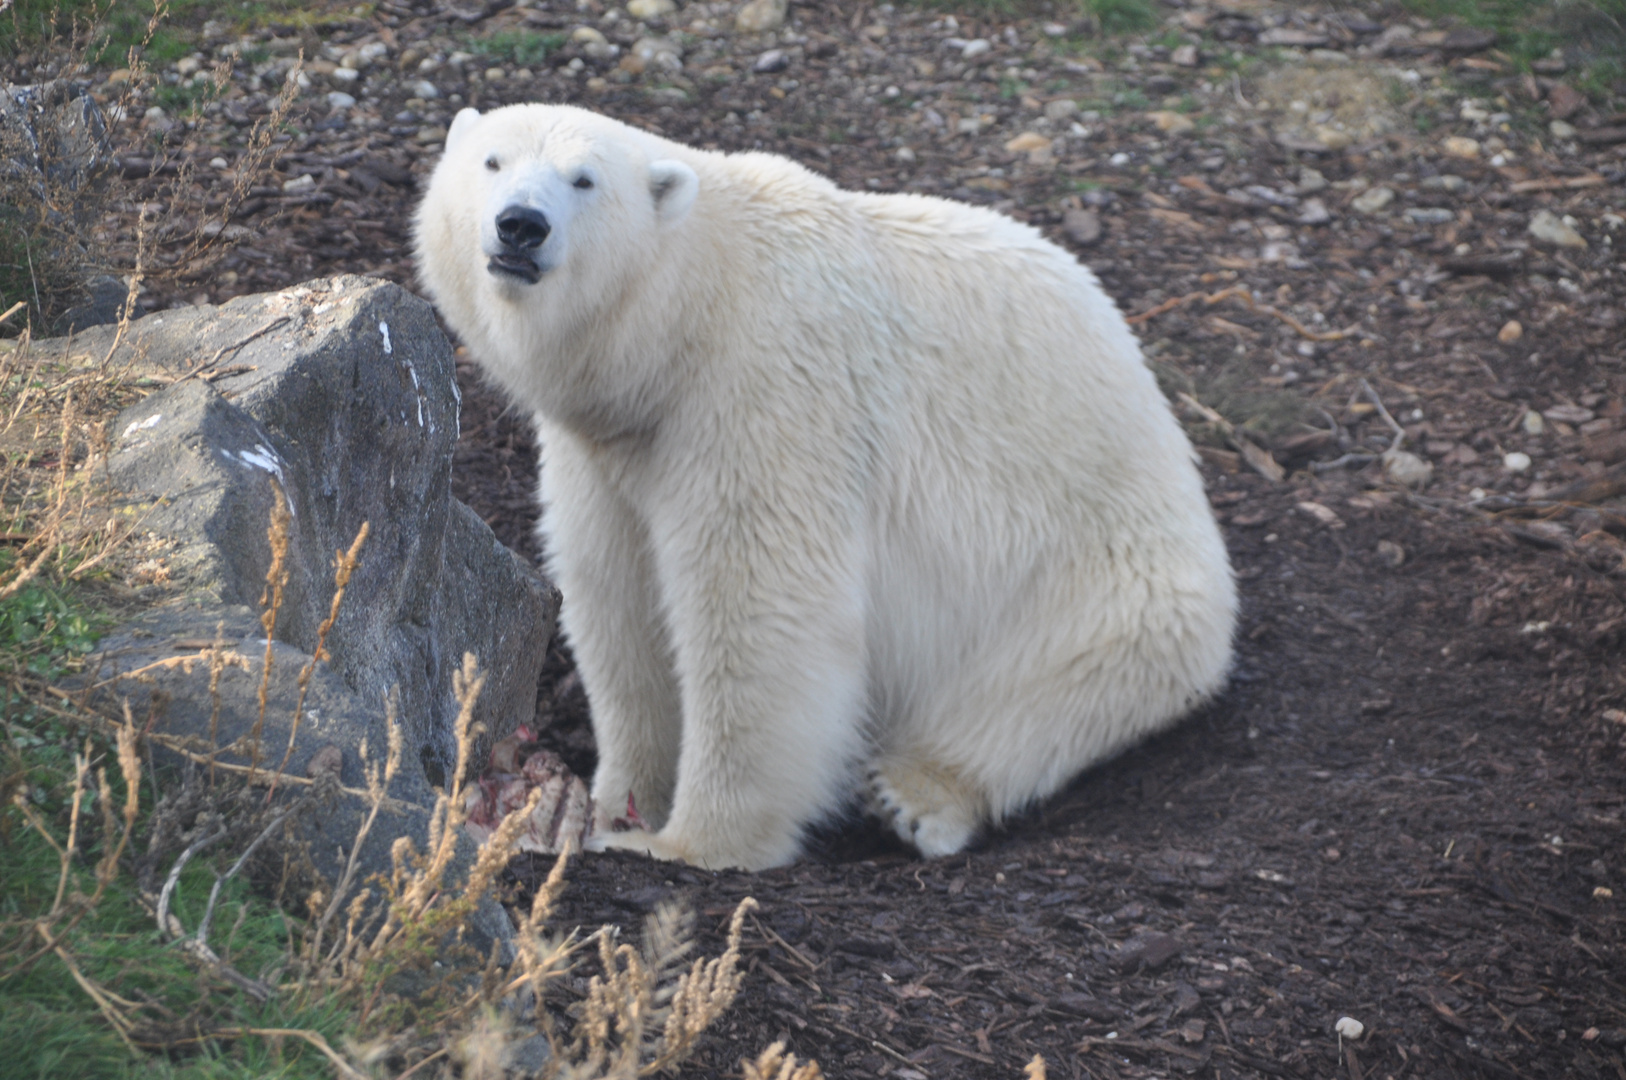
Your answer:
[496,206,551,251]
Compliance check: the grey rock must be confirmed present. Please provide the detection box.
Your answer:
[88,604,515,955]
[92,275,557,781]
[51,276,561,950]
[56,273,144,334]
[0,80,114,202]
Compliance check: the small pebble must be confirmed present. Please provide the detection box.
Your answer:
[1063,207,1101,245]
[1441,135,1480,159]
[282,173,316,192]
[1503,451,1532,473]
[326,91,356,110]
[736,0,787,32]
[1498,320,1523,343]
[1352,186,1394,214]
[413,80,440,98]
[1421,174,1467,192]
[1529,209,1587,248]
[753,48,789,73]
[1044,98,1078,121]
[1147,110,1194,135]
[1382,448,1432,489]
[961,38,991,59]
[1405,207,1454,226]
[1297,198,1331,225]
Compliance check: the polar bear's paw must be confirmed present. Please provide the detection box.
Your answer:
[867,758,986,859]
[587,827,693,864]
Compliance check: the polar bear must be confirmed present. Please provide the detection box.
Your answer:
[414,104,1236,871]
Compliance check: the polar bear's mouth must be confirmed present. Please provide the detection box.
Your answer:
[488,254,543,285]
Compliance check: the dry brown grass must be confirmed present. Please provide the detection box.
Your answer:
[3,463,768,1076]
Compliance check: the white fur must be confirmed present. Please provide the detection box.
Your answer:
[414,105,1237,870]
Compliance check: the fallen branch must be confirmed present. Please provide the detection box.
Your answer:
[1177,392,1283,483]
[1127,284,1359,342]
[1310,379,1406,474]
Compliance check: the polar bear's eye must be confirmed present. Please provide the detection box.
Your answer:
[485,156,500,172]
[573,174,594,190]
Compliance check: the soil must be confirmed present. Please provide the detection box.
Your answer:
[66,0,1626,1075]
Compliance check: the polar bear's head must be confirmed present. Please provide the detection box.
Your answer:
[416,105,698,305]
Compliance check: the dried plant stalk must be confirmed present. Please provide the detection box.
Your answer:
[743,1042,826,1080]
[268,520,370,800]
[248,479,292,782]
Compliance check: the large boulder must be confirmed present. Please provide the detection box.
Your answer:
[63,276,557,948]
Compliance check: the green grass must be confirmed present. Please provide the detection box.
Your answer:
[152,75,223,115]
[466,28,567,68]
[2,0,379,69]
[907,0,1158,32]
[1400,0,1626,71]
[0,813,348,1079]
[0,570,350,1079]
[1084,0,1158,35]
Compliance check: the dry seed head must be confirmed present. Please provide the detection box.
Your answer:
[743,1041,825,1080]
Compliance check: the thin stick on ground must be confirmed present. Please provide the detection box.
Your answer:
[1126,283,1359,342]
[1311,378,1408,475]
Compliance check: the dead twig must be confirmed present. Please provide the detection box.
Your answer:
[1177,391,1284,483]
[1311,379,1406,474]
[1127,284,1358,342]
[173,316,290,384]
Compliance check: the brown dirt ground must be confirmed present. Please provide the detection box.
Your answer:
[73,0,1626,1075]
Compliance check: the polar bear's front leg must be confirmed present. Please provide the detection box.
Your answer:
[612,481,869,870]
[540,430,683,835]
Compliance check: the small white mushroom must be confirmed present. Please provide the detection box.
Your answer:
[1336,1016,1365,1050]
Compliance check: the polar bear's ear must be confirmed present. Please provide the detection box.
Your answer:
[649,159,698,227]
[446,108,482,155]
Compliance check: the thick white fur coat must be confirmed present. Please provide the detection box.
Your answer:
[415,105,1237,870]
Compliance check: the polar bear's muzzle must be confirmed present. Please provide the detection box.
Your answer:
[488,205,551,284]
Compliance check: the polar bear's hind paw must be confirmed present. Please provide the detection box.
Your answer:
[867,760,986,859]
